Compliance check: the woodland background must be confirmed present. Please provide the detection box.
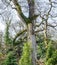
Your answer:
[0,0,57,65]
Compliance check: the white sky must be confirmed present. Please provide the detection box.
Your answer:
[0,22,5,31]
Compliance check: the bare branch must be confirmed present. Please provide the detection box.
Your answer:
[47,24,57,28]
[13,29,27,43]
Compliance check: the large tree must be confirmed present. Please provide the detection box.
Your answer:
[12,0,37,65]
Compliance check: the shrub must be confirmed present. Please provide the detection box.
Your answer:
[19,43,32,65]
[45,50,57,65]
[46,41,54,61]
[2,51,17,65]
[45,41,57,65]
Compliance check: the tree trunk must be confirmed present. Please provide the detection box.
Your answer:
[27,23,37,65]
[13,0,37,65]
[44,21,48,48]
[27,0,37,65]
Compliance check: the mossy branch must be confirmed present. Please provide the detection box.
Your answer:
[13,0,28,24]
[13,29,27,43]
[13,0,38,24]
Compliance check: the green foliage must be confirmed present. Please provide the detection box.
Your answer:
[45,50,57,65]
[14,42,23,58]
[46,41,54,61]
[45,41,57,65]
[4,22,12,45]
[37,42,46,59]
[36,35,46,59]
[19,43,32,65]
[2,51,18,65]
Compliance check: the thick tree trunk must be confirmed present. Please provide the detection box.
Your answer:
[27,23,37,65]
[27,0,37,65]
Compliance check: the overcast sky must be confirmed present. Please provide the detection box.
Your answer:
[0,0,57,40]
[0,22,5,31]
[0,0,57,35]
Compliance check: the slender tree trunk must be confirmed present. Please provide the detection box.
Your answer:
[44,21,48,47]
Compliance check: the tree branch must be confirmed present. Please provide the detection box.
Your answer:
[12,0,28,24]
[13,29,27,43]
[47,24,57,28]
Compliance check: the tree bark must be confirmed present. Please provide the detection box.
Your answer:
[27,23,37,65]
[27,0,37,65]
